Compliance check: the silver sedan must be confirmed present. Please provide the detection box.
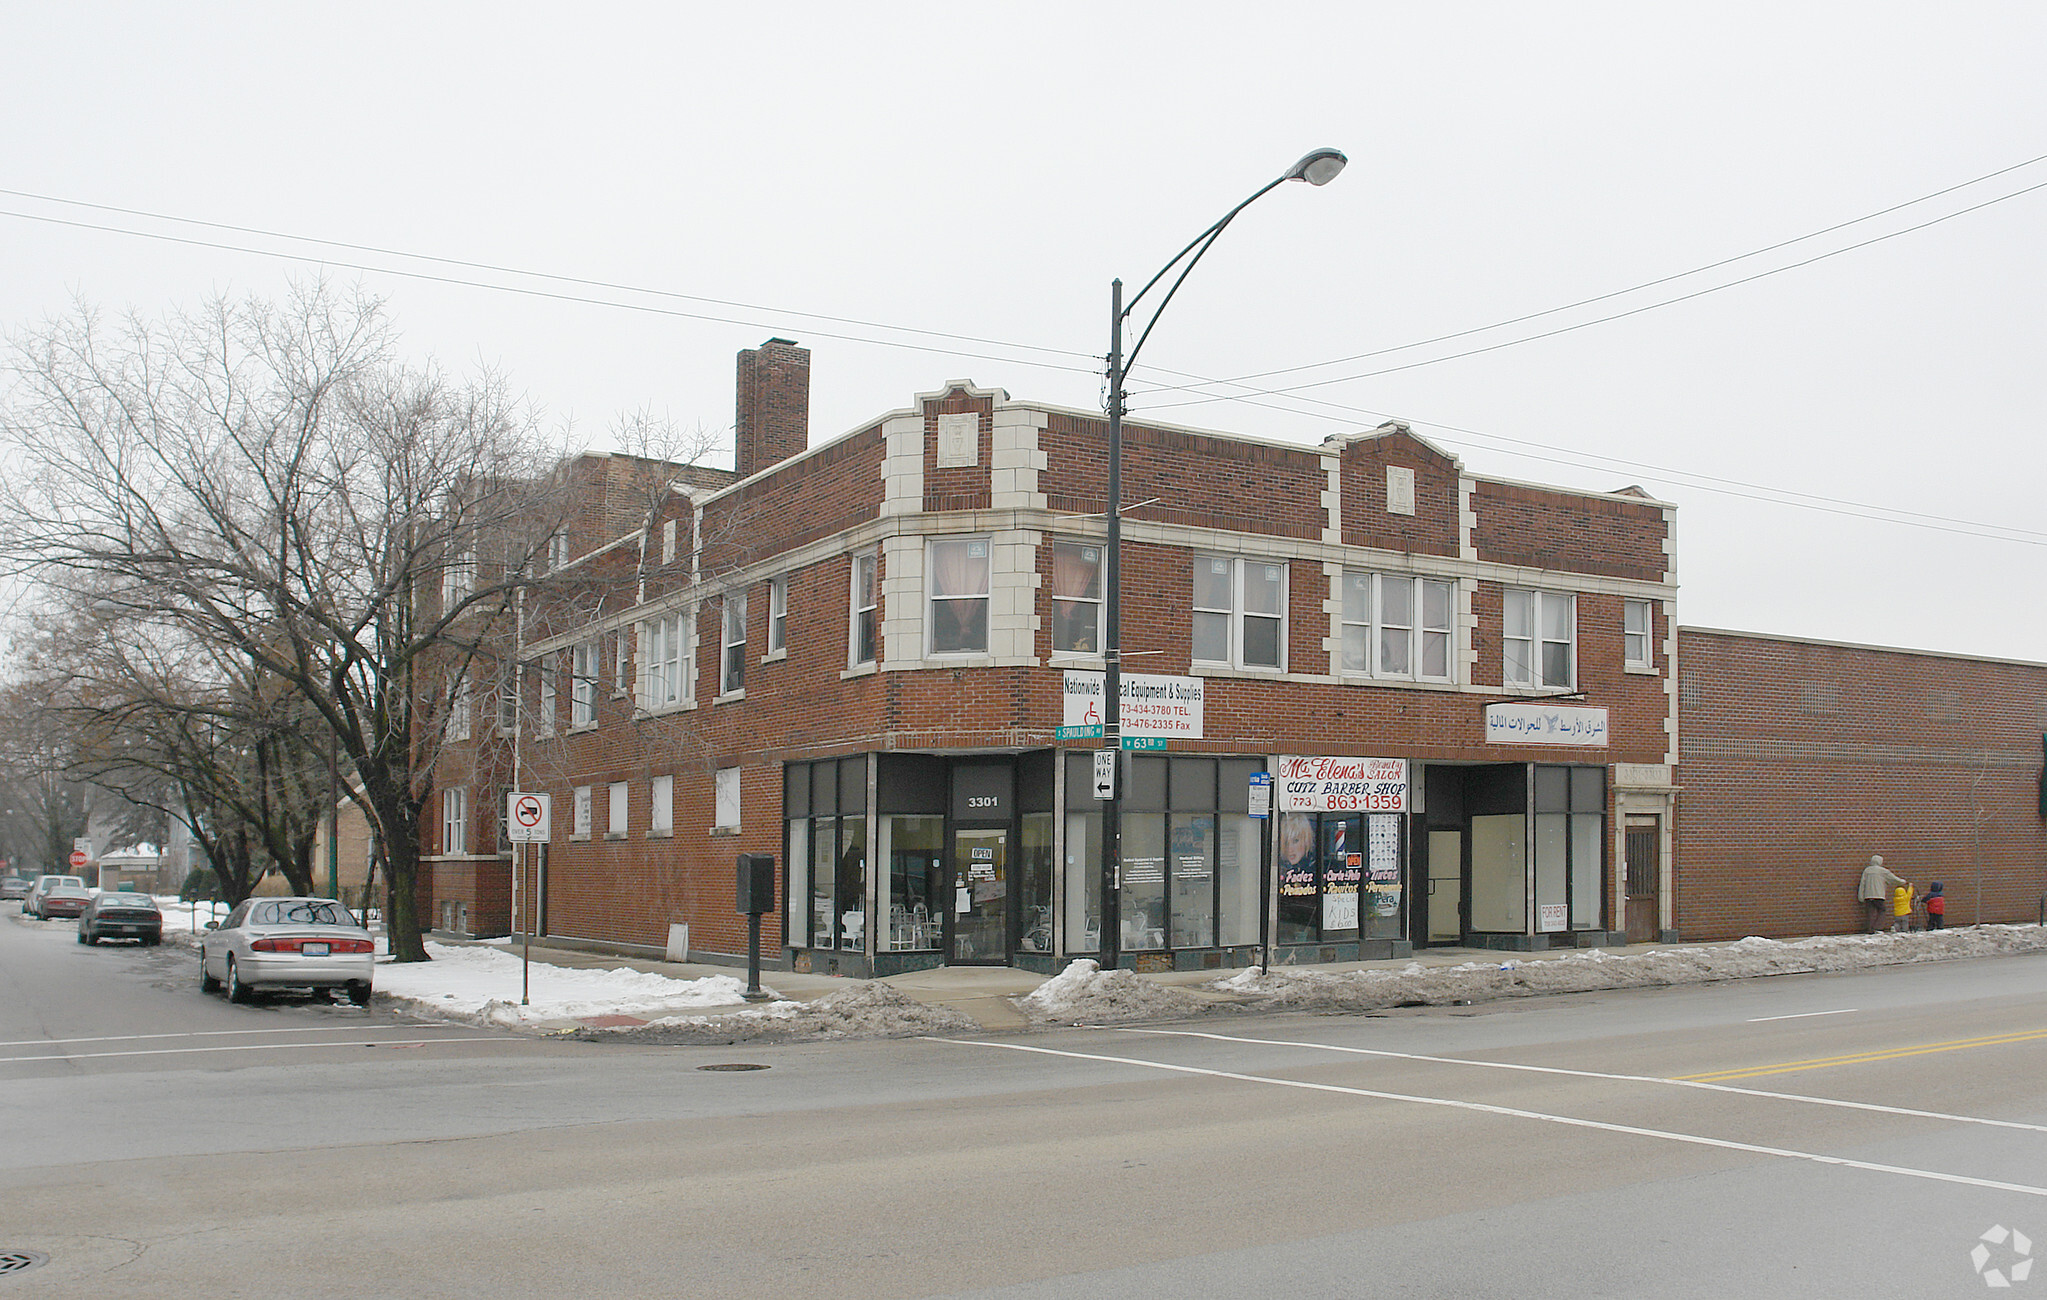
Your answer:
[200,897,376,1006]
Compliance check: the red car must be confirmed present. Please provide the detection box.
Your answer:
[36,885,94,920]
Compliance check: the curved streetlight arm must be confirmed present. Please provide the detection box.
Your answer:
[1121,175,1289,379]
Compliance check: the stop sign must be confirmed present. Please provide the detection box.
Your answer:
[68,849,87,869]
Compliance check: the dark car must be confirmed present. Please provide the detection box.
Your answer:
[0,877,28,901]
[37,885,94,921]
[79,892,164,946]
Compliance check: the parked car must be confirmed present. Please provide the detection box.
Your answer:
[22,875,85,918]
[78,892,164,946]
[36,885,94,921]
[0,877,28,901]
[200,897,374,1006]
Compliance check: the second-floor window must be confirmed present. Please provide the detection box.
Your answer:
[441,787,466,855]
[1052,540,1103,654]
[571,641,598,725]
[722,593,747,694]
[537,656,557,737]
[1504,589,1576,690]
[639,612,687,710]
[850,552,878,666]
[1624,598,1654,669]
[446,677,472,742]
[768,576,788,655]
[441,547,474,611]
[1193,556,1286,670]
[1342,573,1454,681]
[929,537,990,655]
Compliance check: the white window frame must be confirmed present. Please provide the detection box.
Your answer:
[441,787,467,856]
[572,785,592,839]
[497,674,518,735]
[614,629,631,694]
[767,575,788,656]
[1340,572,1456,682]
[1050,539,1105,656]
[546,531,569,572]
[715,767,740,831]
[607,781,628,839]
[721,592,747,695]
[649,774,674,835]
[1504,589,1577,690]
[1624,598,1654,670]
[927,536,991,657]
[661,518,678,565]
[850,551,878,666]
[638,611,689,711]
[441,546,474,610]
[447,676,472,742]
[537,655,557,737]
[1191,555,1287,671]
[571,641,599,726]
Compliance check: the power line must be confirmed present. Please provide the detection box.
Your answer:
[1132,150,2047,400]
[1132,173,2047,412]
[4,182,2041,548]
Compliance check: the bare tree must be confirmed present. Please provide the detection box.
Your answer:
[0,282,565,960]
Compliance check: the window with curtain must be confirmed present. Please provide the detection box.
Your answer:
[639,612,687,710]
[721,593,747,694]
[928,538,990,655]
[1341,572,1455,681]
[1051,540,1103,654]
[850,552,878,665]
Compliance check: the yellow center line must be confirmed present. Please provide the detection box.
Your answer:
[1679,1027,2047,1082]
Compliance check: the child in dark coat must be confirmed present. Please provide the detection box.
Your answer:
[1924,882,1946,930]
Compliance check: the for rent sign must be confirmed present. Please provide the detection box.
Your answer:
[1277,756,1408,813]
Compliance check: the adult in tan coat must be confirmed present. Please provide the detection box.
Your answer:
[1857,855,1907,934]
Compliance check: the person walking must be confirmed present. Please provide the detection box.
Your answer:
[1858,854,1907,933]
[1923,881,1946,930]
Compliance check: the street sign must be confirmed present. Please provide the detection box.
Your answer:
[1056,724,1105,740]
[68,849,87,870]
[1092,750,1116,800]
[1248,772,1273,818]
[508,792,551,843]
[1121,736,1168,751]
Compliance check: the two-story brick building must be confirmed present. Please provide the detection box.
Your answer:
[419,338,1681,975]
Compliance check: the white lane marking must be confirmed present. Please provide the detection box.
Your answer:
[1747,1009,1859,1023]
[1113,1027,2047,1136]
[0,1025,438,1048]
[0,1037,516,1064]
[933,1037,2047,1199]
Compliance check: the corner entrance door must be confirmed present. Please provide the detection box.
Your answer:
[949,828,1008,965]
[1426,830,1463,944]
[1624,815,1660,943]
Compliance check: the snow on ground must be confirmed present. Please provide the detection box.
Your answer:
[1019,958,1213,1025]
[1202,925,2047,1015]
[375,942,758,1028]
[580,983,981,1044]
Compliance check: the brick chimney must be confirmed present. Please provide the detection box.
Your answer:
[734,338,810,479]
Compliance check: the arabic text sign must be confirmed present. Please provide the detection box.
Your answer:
[1276,756,1408,813]
[1484,703,1610,747]
[1063,671,1204,740]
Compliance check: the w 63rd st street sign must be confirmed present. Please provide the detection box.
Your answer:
[507,792,551,843]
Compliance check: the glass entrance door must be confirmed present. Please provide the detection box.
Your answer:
[949,828,1008,964]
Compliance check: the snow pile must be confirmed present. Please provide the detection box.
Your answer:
[584,982,980,1044]
[378,942,755,1027]
[1212,925,2047,1013]
[1018,959,1213,1025]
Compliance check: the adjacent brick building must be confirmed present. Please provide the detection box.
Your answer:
[1673,628,2047,940]
[424,339,1683,973]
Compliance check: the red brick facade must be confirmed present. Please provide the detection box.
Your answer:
[425,347,1684,971]
[1674,628,2047,940]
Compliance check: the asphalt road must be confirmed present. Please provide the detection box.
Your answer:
[4,903,2046,1298]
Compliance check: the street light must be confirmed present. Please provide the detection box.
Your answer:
[1098,147,1346,972]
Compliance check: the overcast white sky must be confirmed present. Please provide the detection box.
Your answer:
[3,3,2042,660]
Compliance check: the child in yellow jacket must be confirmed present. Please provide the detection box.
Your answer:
[1892,883,1915,932]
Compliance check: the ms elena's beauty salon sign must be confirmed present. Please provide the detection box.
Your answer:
[1276,756,1408,813]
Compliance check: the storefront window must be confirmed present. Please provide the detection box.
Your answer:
[1320,817,1362,941]
[1121,817,1167,950]
[837,818,867,950]
[1064,808,1101,952]
[882,815,943,951]
[1217,814,1262,946]
[1364,813,1404,939]
[1276,811,1317,944]
[1168,814,1214,949]
[1019,812,1054,953]
[810,815,837,948]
